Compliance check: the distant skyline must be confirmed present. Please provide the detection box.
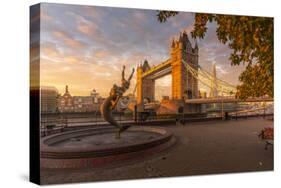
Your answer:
[37,3,246,99]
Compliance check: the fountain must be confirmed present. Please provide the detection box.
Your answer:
[40,66,174,169]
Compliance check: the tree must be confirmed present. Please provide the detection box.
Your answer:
[157,11,273,99]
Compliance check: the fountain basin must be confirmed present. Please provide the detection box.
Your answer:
[41,126,174,169]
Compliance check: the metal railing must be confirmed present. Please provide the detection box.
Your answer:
[40,108,273,137]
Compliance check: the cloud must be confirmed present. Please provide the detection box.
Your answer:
[93,49,112,59]
[132,10,147,21]
[41,9,53,21]
[41,42,61,57]
[40,57,120,96]
[67,11,98,36]
[61,66,71,71]
[77,23,94,36]
[63,56,81,64]
[215,64,228,75]
[53,30,86,49]
[38,4,245,96]
[41,42,87,65]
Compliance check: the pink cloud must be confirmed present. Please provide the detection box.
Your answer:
[41,10,53,21]
[53,31,86,49]
[76,16,97,36]
[93,49,112,59]
[77,24,94,36]
[63,56,81,64]
[41,44,60,57]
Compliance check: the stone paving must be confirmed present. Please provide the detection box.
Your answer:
[41,118,273,185]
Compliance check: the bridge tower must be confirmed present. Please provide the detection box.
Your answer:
[136,60,155,105]
[170,31,199,100]
[136,31,201,114]
[210,63,218,97]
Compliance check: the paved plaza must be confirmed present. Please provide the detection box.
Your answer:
[41,118,273,184]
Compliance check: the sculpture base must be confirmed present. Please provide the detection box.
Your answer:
[41,126,174,169]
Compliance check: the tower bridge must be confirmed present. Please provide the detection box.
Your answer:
[137,31,199,113]
[134,31,272,114]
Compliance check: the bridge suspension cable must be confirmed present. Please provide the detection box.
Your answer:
[198,65,237,88]
[182,60,237,95]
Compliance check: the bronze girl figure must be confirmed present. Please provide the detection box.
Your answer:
[100,66,135,138]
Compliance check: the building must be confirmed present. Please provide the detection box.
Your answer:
[40,86,59,113]
[90,89,100,104]
[58,85,74,112]
[58,86,103,112]
[73,96,95,112]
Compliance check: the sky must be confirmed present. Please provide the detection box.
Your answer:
[35,3,246,99]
